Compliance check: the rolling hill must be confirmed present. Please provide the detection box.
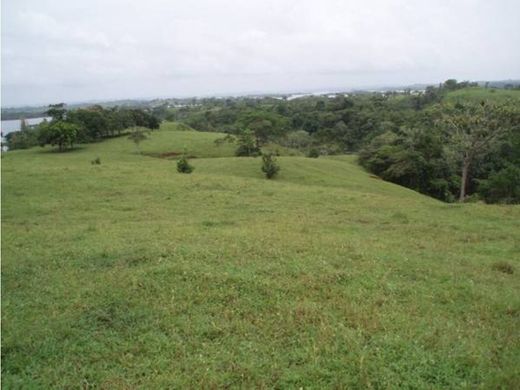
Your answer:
[2,123,519,388]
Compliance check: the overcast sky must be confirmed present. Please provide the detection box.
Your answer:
[2,0,519,107]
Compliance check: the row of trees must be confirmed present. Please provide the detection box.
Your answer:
[5,104,161,151]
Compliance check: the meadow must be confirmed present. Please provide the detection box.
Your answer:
[2,122,519,388]
[445,86,520,103]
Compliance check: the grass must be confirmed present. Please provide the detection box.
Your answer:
[446,87,520,103]
[2,122,520,388]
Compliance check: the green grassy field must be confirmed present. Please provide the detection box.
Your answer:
[445,87,520,103]
[2,122,519,388]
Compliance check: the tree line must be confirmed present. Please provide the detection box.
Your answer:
[5,104,161,151]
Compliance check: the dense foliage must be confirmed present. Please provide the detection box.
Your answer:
[5,103,161,152]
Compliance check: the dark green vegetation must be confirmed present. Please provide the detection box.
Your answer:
[176,155,194,174]
[159,81,519,204]
[261,153,280,179]
[2,123,520,388]
[5,104,160,151]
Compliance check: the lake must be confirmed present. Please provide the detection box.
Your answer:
[1,117,51,136]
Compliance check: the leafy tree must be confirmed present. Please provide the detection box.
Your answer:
[38,120,79,151]
[5,128,39,150]
[5,118,39,150]
[235,130,261,157]
[261,153,280,179]
[442,102,511,201]
[127,127,149,154]
[359,129,456,201]
[68,107,110,141]
[443,79,458,91]
[46,103,67,121]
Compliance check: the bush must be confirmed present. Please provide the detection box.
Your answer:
[261,153,280,179]
[177,155,194,174]
[307,148,320,158]
[91,157,101,165]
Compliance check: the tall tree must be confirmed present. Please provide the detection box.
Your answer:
[442,102,511,202]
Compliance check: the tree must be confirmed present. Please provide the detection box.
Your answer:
[284,130,312,149]
[5,129,38,150]
[442,102,511,202]
[20,118,29,131]
[261,153,280,179]
[235,130,261,156]
[38,121,79,151]
[443,79,458,91]
[68,108,110,141]
[127,127,149,154]
[46,103,67,121]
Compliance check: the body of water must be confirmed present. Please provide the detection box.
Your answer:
[1,117,50,136]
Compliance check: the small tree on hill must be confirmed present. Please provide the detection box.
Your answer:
[235,129,261,156]
[177,155,194,174]
[261,153,280,179]
[127,127,149,154]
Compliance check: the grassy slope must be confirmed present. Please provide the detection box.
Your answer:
[445,87,520,103]
[2,123,519,388]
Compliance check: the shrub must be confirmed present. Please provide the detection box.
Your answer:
[90,157,101,165]
[177,155,194,174]
[261,153,280,179]
[307,148,320,158]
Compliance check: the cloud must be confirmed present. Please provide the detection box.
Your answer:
[2,0,519,106]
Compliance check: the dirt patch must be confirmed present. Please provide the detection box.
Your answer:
[156,151,197,159]
[159,151,181,158]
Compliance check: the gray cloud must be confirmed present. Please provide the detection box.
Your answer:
[2,0,519,106]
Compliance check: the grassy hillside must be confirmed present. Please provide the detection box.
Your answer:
[446,87,520,103]
[2,123,519,388]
